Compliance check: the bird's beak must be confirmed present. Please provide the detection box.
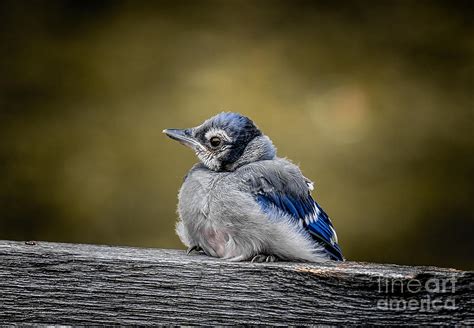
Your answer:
[163,128,201,149]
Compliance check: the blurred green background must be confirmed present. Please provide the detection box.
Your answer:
[1,0,472,269]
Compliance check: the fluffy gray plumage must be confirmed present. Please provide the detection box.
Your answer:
[164,112,342,262]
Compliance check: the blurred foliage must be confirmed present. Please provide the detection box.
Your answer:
[0,0,472,269]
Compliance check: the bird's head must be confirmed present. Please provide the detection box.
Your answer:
[164,112,276,171]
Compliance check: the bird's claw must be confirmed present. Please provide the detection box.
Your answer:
[187,245,204,255]
[251,254,277,263]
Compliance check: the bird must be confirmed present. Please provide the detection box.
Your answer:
[163,112,343,262]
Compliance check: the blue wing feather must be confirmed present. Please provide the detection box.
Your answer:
[256,192,343,261]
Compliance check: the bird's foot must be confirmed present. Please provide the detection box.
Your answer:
[251,254,278,263]
[186,245,204,255]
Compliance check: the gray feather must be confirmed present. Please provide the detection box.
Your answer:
[176,137,329,262]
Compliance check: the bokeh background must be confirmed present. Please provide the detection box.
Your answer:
[1,0,472,269]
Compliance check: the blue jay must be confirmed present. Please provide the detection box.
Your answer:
[163,112,343,262]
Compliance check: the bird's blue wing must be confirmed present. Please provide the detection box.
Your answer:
[256,191,343,261]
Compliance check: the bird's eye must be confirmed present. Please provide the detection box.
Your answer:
[209,136,222,147]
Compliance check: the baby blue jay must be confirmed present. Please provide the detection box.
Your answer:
[163,112,343,262]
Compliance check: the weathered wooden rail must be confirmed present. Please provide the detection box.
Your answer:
[0,240,472,325]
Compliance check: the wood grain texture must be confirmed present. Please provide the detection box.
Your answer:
[0,240,472,325]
